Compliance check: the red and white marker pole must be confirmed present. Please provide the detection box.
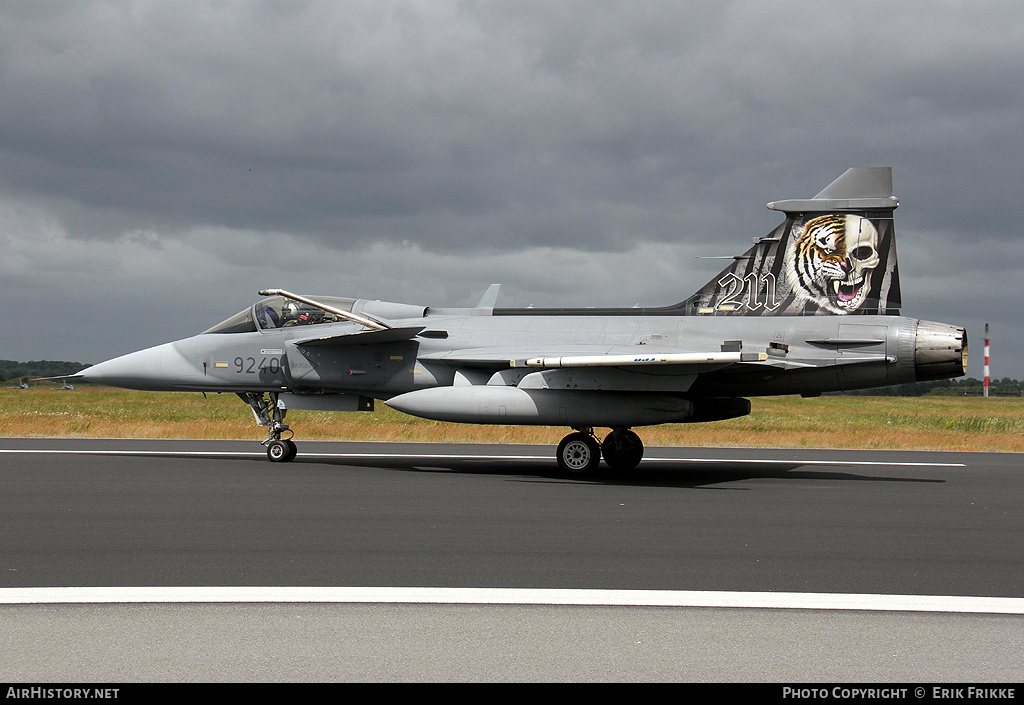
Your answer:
[984,323,990,398]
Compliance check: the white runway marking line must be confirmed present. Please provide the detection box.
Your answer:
[0,587,1021,614]
[0,448,966,467]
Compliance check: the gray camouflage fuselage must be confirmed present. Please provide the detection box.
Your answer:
[83,301,964,426]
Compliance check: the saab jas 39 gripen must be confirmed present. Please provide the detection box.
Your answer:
[75,168,967,473]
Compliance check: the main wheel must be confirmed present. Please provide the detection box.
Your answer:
[601,429,644,472]
[267,439,297,462]
[556,432,601,475]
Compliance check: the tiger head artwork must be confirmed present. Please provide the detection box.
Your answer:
[783,213,881,314]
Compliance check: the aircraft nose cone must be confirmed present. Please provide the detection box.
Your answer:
[79,342,202,391]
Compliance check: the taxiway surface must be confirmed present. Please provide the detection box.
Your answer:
[2,439,1022,681]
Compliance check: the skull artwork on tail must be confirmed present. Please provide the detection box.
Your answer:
[783,214,881,314]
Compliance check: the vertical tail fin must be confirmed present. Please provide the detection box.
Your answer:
[681,167,901,316]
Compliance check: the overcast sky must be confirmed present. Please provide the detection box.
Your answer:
[2,0,1022,380]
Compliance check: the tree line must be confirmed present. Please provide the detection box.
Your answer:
[835,377,1021,396]
[1,360,89,382]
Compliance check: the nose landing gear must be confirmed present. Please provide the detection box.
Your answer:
[239,392,298,462]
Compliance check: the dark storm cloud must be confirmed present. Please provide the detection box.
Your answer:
[5,1,1021,246]
[2,1,1023,375]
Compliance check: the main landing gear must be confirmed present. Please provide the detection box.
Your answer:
[239,392,297,462]
[556,427,644,475]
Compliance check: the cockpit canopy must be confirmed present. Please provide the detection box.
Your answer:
[203,296,358,334]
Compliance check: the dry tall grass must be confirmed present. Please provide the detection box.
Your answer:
[2,385,1023,452]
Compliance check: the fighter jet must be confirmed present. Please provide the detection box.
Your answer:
[76,167,967,472]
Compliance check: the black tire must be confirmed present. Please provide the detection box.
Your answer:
[267,439,295,462]
[556,432,601,475]
[601,430,644,472]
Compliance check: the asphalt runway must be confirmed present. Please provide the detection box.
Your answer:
[2,438,1023,682]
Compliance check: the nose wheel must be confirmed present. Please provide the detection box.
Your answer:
[267,438,297,463]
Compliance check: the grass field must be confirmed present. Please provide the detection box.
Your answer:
[3,384,1023,452]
